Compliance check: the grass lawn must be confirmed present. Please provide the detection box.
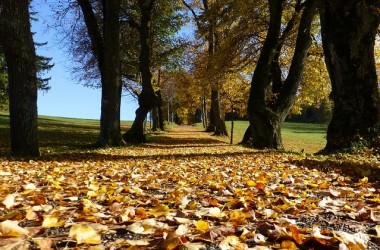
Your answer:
[0,113,132,155]
[1,113,326,154]
[208,120,327,153]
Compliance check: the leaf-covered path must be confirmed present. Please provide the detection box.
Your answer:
[0,126,379,249]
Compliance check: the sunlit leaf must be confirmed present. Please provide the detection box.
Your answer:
[195,220,210,232]
[0,220,29,237]
[42,215,65,228]
[68,224,102,245]
[281,240,297,250]
[2,194,17,209]
[334,231,369,250]
[219,235,247,250]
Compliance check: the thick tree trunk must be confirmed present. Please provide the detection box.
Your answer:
[78,0,123,147]
[243,0,317,149]
[0,0,40,157]
[243,0,284,148]
[98,0,123,146]
[320,0,380,152]
[123,0,156,143]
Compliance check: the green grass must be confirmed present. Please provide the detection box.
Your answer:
[0,113,132,155]
[214,120,327,153]
[0,113,327,155]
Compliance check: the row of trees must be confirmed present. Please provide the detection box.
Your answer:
[0,0,378,157]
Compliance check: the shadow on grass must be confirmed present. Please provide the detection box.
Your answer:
[284,123,327,133]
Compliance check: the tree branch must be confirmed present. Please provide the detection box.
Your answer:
[181,0,202,30]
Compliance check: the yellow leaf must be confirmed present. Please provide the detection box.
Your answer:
[246,180,255,187]
[195,220,209,232]
[69,224,102,245]
[219,236,247,250]
[2,193,17,209]
[229,210,246,224]
[42,215,65,228]
[33,238,53,250]
[149,204,170,217]
[0,220,29,237]
[281,240,298,250]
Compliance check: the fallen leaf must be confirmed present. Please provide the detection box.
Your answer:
[2,194,17,209]
[182,242,206,250]
[69,224,102,245]
[42,215,65,228]
[126,239,150,246]
[195,220,210,233]
[33,238,53,250]
[175,224,189,236]
[281,240,297,250]
[127,219,169,235]
[0,220,29,237]
[334,231,369,250]
[219,235,247,250]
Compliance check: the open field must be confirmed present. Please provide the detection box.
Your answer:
[0,113,132,155]
[201,121,327,153]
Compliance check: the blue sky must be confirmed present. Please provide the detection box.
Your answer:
[31,2,138,121]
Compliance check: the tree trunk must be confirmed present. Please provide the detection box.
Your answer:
[243,0,317,149]
[98,0,123,146]
[320,0,380,152]
[202,96,207,128]
[243,0,284,148]
[123,0,156,143]
[0,0,40,157]
[152,106,158,131]
[207,89,228,135]
[78,0,123,147]
[156,90,164,130]
[203,0,227,136]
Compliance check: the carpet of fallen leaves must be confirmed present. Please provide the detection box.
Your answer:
[0,126,380,250]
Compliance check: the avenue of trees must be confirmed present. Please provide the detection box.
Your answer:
[0,0,379,156]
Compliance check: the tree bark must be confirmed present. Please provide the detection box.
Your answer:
[320,0,380,152]
[243,0,284,148]
[207,89,228,135]
[78,0,123,147]
[0,0,40,157]
[98,0,123,146]
[123,0,157,143]
[243,0,317,149]
[204,1,227,136]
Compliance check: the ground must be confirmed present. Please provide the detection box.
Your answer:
[0,124,379,249]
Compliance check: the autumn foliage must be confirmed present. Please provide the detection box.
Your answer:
[0,126,379,249]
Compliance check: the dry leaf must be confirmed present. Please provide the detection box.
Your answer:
[2,194,17,209]
[42,215,65,228]
[175,224,189,236]
[195,220,210,232]
[334,231,369,250]
[69,224,102,245]
[219,235,247,250]
[281,240,298,250]
[0,220,29,237]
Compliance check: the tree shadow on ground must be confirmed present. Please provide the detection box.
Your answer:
[36,150,260,163]
[145,135,228,148]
